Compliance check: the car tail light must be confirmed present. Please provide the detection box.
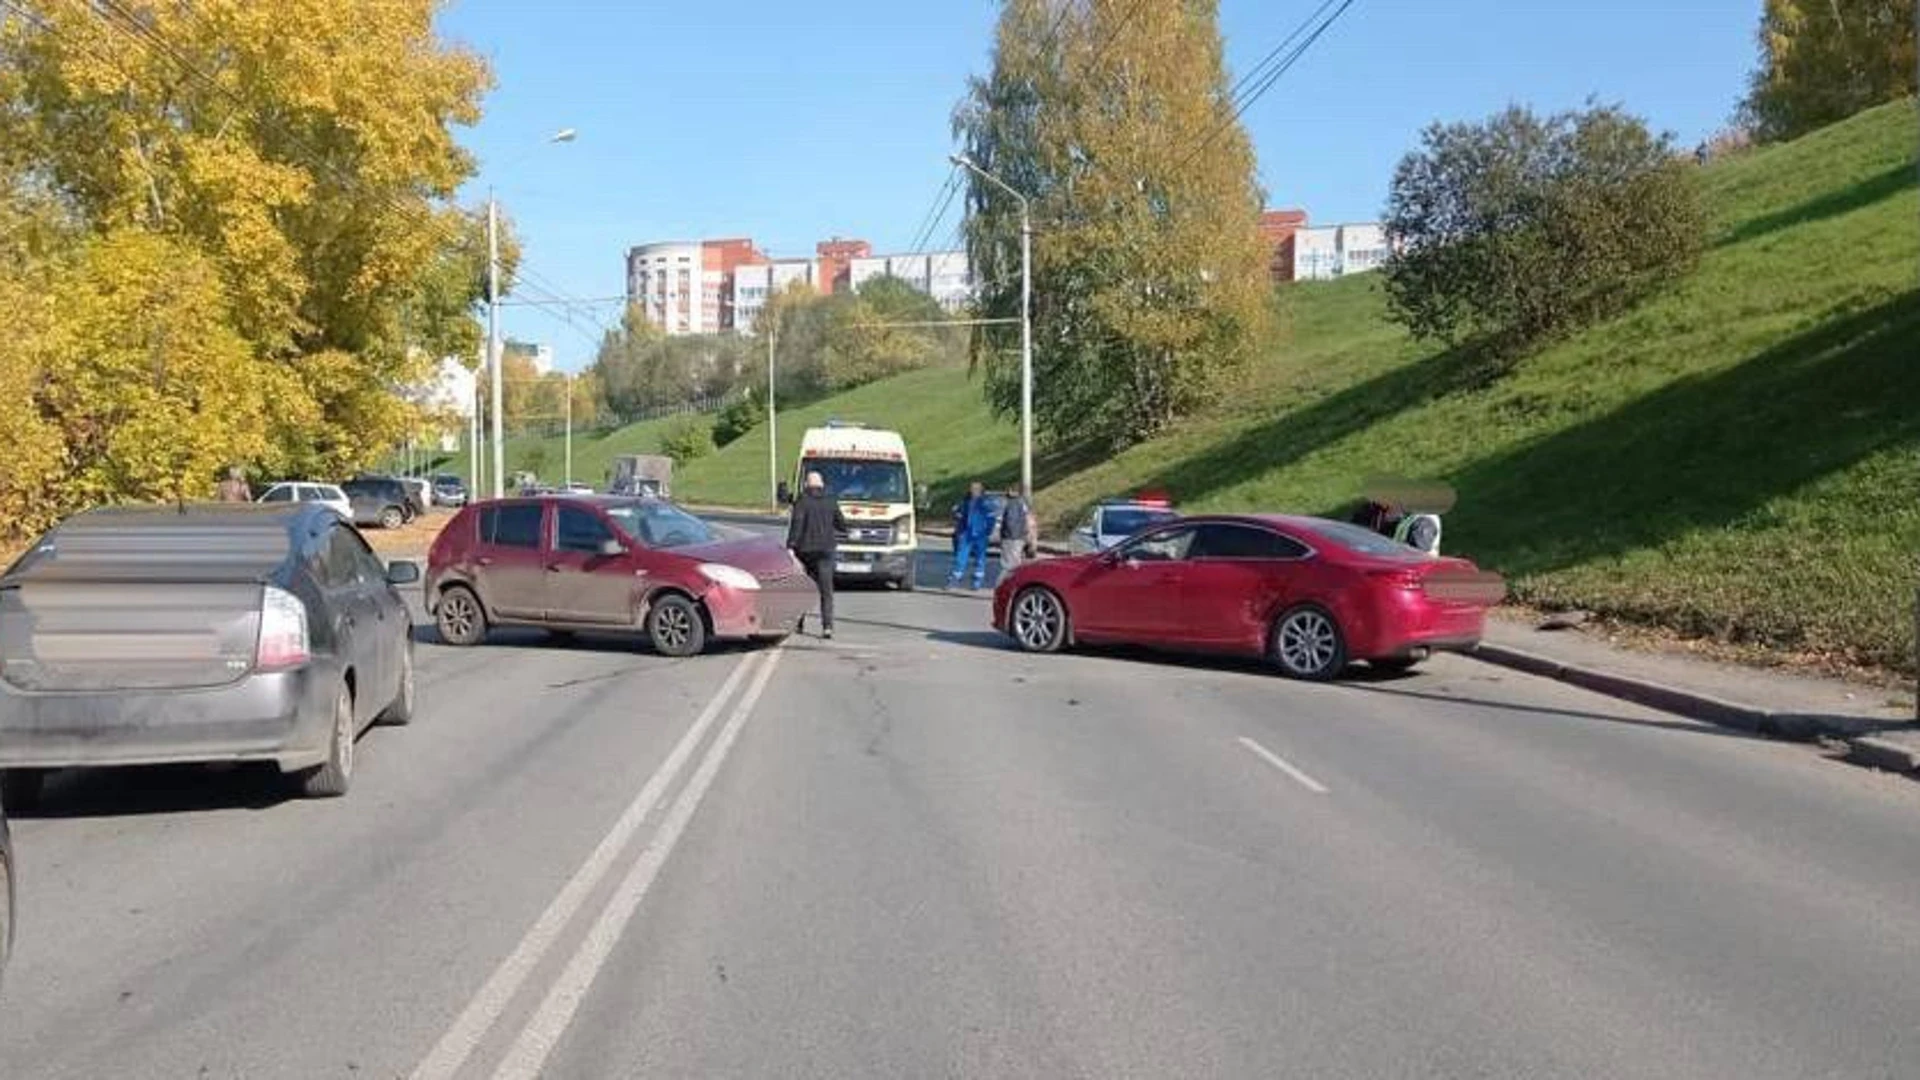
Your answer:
[1368,567,1425,591]
[256,586,311,670]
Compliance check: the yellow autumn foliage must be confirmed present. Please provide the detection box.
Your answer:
[0,0,495,536]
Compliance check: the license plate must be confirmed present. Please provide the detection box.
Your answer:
[835,561,869,574]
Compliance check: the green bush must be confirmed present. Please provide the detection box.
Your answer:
[1384,103,1706,360]
[659,413,714,464]
[712,396,765,448]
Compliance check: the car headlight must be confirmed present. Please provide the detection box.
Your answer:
[891,515,914,544]
[698,563,761,591]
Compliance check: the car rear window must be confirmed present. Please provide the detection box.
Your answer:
[1301,519,1424,558]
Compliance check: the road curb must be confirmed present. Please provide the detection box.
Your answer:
[1467,642,1917,760]
[1845,735,1920,775]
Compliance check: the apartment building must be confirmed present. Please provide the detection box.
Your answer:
[628,233,973,336]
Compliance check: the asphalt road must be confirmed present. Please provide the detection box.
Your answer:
[3,537,1919,1079]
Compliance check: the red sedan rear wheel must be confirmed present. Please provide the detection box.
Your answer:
[1270,605,1347,681]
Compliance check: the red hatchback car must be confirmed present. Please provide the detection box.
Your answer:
[426,496,815,657]
[992,514,1503,680]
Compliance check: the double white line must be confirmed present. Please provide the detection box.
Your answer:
[412,648,783,1080]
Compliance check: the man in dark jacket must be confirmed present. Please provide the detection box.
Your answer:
[786,470,849,639]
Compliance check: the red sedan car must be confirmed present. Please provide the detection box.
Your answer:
[992,514,1503,680]
[426,496,815,657]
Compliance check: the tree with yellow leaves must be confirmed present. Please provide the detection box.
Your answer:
[1742,0,1917,142]
[0,0,496,501]
[955,0,1273,451]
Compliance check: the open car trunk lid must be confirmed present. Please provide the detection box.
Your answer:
[0,581,267,693]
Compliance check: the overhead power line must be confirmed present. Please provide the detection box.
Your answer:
[1177,0,1360,170]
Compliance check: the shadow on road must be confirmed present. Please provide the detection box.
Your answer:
[411,623,650,653]
[8,763,297,819]
[1336,680,1775,742]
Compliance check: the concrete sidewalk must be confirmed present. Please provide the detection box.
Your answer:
[1471,612,1920,775]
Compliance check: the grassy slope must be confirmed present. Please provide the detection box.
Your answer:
[427,411,694,488]
[1049,99,1920,668]
[673,364,1018,509]
[637,100,1920,668]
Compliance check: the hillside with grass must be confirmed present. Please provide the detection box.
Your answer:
[673,363,1017,508]
[427,410,700,490]
[613,100,1920,670]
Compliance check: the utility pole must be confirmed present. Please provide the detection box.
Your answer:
[564,373,573,486]
[1018,198,1033,500]
[767,315,779,510]
[487,190,504,499]
[951,154,1033,499]
[469,367,482,498]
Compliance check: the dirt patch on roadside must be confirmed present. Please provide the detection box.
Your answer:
[364,511,451,556]
[1499,601,1916,704]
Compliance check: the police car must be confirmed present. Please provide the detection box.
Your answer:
[1069,495,1181,554]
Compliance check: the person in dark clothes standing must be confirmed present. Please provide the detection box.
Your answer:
[786,470,849,639]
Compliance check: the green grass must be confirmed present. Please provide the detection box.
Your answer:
[669,99,1919,670]
[672,364,1018,509]
[426,410,700,489]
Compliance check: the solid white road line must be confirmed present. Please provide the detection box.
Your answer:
[491,647,785,1080]
[409,651,763,1080]
[1237,735,1331,795]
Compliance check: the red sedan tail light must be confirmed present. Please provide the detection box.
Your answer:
[1367,567,1424,590]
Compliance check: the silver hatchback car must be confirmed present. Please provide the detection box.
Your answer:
[0,504,420,806]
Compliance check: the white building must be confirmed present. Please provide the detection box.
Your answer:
[927,249,974,312]
[505,340,554,375]
[732,259,819,335]
[1292,223,1391,281]
[626,241,725,335]
[843,250,973,312]
[417,356,476,419]
[409,356,476,453]
[732,263,773,334]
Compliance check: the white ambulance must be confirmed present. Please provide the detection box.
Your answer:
[788,422,919,590]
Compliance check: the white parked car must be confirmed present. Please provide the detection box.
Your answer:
[1069,497,1182,554]
[398,476,433,511]
[258,481,353,520]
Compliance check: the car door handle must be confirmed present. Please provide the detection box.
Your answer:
[477,556,494,567]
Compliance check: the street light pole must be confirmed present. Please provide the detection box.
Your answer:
[767,315,778,509]
[483,128,576,501]
[951,154,1032,499]
[470,367,482,497]
[487,190,504,499]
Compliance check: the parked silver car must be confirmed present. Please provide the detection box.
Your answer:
[0,503,419,805]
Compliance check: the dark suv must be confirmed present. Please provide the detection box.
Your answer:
[341,477,416,530]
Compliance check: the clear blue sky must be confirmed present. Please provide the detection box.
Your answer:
[438,0,1761,371]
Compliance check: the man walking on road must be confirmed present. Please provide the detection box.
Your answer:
[786,471,848,639]
[998,484,1039,577]
[948,481,995,590]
